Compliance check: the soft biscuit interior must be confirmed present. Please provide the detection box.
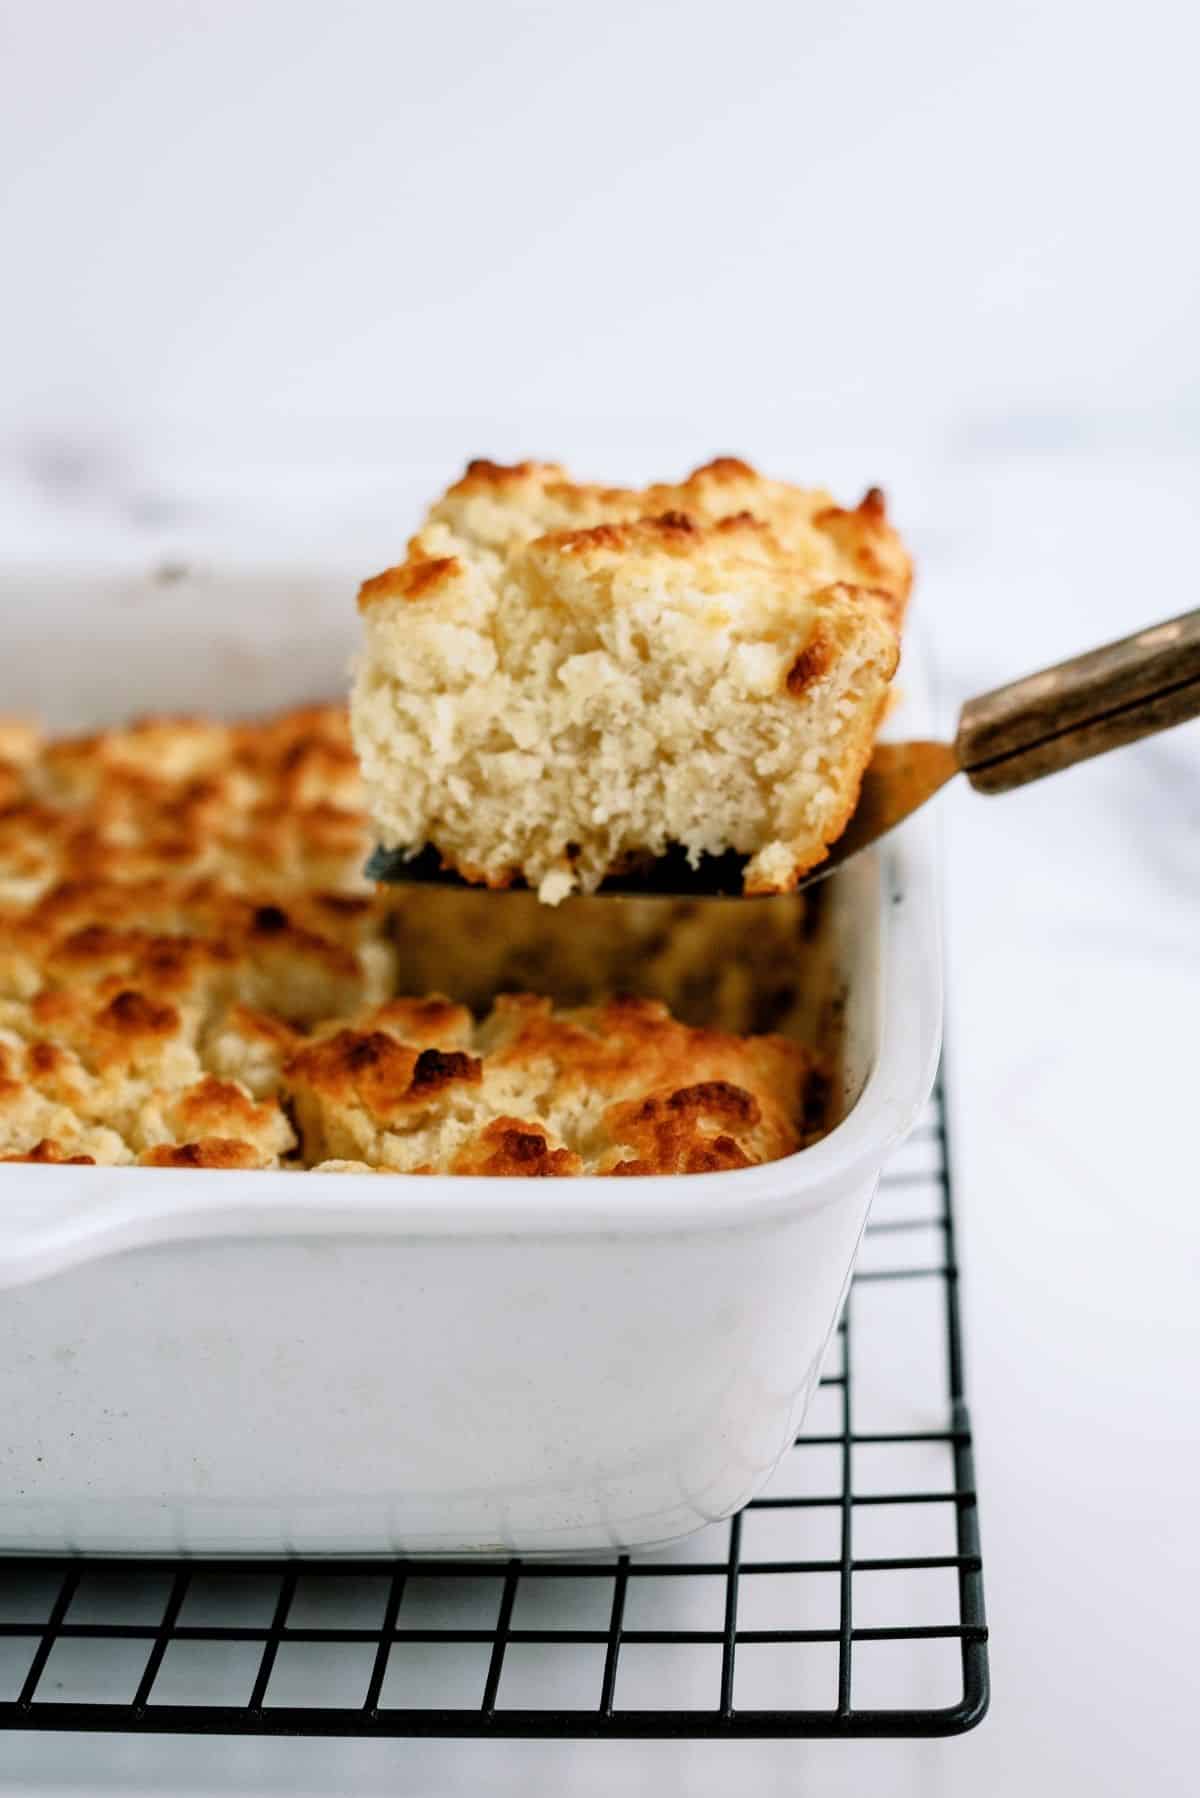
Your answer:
[352,457,907,901]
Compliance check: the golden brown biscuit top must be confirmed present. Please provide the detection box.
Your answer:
[357,557,465,609]
[387,454,911,627]
[140,1137,269,1170]
[0,700,827,1175]
[0,1138,97,1166]
[280,991,813,1176]
[285,1030,482,1123]
[0,703,395,1169]
[451,1117,583,1178]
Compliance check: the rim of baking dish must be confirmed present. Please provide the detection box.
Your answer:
[0,801,942,1285]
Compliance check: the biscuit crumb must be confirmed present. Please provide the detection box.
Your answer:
[353,457,908,899]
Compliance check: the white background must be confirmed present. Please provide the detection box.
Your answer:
[5,0,1200,485]
[2,1,1199,1793]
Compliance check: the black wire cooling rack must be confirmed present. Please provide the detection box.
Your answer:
[0,1076,987,1739]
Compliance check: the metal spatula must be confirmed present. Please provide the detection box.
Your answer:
[367,607,1200,900]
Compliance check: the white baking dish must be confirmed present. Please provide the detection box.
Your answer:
[0,568,942,1556]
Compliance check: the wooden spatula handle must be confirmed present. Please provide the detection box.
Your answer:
[955,608,1200,794]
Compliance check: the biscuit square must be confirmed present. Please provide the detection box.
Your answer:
[353,458,906,901]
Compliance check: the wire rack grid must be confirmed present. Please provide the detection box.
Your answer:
[0,1075,987,1739]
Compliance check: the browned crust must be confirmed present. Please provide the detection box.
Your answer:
[603,1079,762,1176]
[810,490,912,625]
[272,989,812,1175]
[785,633,832,696]
[0,701,373,908]
[139,1137,266,1169]
[451,1117,582,1177]
[169,1075,285,1140]
[283,1027,482,1123]
[0,701,400,1168]
[0,1138,96,1165]
[357,557,462,611]
[689,456,759,483]
[422,458,911,615]
[536,511,707,559]
[451,458,570,492]
[26,983,184,1074]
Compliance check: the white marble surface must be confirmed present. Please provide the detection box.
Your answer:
[0,444,1198,1795]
